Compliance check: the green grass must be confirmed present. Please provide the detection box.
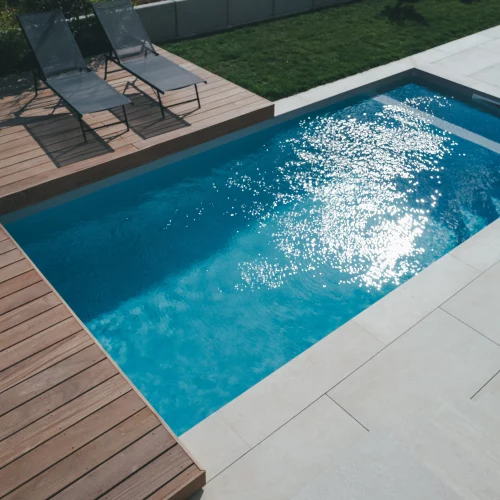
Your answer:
[164,0,500,101]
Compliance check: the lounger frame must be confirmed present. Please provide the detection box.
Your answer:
[92,1,206,118]
[30,67,130,142]
[103,50,202,119]
[18,11,130,142]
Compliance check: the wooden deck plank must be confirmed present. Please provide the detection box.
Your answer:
[0,44,241,498]
[0,76,227,155]
[0,391,145,497]
[148,465,206,500]
[0,280,51,316]
[0,48,273,215]
[0,238,16,254]
[0,293,61,333]
[0,163,56,188]
[0,231,205,499]
[0,358,117,440]
[0,249,24,269]
[4,408,160,500]
[0,155,57,180]
[0,77,229,152]
[0,317,81,371]
[0,303,71,351]
[0,330,92,393]
[102,445,193,500]
[0,374,130,468]
[53,427,176,500]
[0,83,258,179]
[0,269,41,300]
[0,344,105,415]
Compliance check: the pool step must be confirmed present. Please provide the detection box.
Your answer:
[374,94,500,155]
[472,94,500,112]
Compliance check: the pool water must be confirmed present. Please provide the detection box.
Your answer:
[8,84,500,434]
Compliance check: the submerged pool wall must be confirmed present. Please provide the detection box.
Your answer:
[6,76,500,434]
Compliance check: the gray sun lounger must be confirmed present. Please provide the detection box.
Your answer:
[92,0,206,118]
[18,10,131,142]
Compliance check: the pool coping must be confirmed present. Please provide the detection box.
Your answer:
[179,27,500,482]
[2,24,500,494]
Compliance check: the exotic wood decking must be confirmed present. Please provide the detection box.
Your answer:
[0,48,274,498]
[0,225,206,499]
[0,47,274,215]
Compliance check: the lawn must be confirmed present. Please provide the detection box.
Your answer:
[164,0,500,101]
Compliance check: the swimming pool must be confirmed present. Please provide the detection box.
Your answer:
[7,83,500,435]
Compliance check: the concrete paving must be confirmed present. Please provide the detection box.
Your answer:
[183,26,500,499]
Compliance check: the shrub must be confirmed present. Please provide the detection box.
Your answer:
[0,0,109,78]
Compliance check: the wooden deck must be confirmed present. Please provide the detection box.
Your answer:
[0,47,274,215]
[0,225,206,499]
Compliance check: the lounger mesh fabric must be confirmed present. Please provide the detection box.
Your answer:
[92,0,155,60]
[17,9,130,137]
[93,0,205,93]
[18,11,87,78]
[48,71,130,115]
[118,52,204,92]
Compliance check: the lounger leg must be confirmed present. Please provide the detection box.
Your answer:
[195,84,201,109]
[104,56,109,80]
[155,89,166,119]
[123,105,130,131]
[79,117,87,143]
[33,71,38,96]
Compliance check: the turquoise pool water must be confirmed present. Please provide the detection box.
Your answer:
[8,84,500,434]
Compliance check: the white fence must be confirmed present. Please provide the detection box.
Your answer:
[136,0,354,43]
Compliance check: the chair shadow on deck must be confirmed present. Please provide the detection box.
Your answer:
[110,81,191,141]
[1,93,119,169]
[25,115,115,168]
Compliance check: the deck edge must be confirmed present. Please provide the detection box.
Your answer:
[0,223,207,488]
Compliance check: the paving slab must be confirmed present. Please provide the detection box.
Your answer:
[353,254,479,345]
[274,95,311,115]
[480,38,500,54]
[479,25,500,40]
[451,219,500,272]
[180,412,250,480]
[473,371,500,402]
[292,432,462,500]
[394,402,500,500]
[410,48,449,66]
[218,321,382,448]
[469,63,500,89]
[435,33,491,55]
[471,385,500,426]
[442,261,500,346]
[184,26,500,498]
[330,308,500,430]
[201,396,367,500]
[430,47,500,77]
[296,58,413,107]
